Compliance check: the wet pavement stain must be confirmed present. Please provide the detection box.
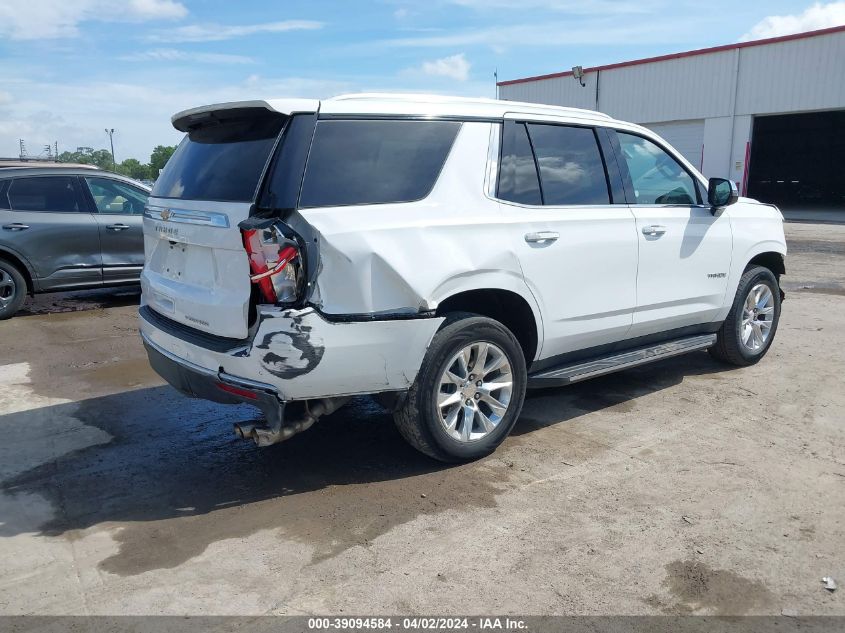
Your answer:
[1,292,737,578]
[1,391,510,576]
[659,559,774,615]
[78,357,161,392]
[15,287,141,317]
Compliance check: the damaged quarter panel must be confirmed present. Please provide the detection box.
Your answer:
[243,307,443,398]
[299,122,540,331]
[254,310,325,379]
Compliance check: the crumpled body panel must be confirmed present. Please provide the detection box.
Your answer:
[298,122,538,321]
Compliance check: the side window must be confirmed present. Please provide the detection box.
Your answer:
[497,121,542,205]
[526,123,610,205]
[0,181,9,209]
[85,177,148,214]
[7,176,81,212]
[617,133,699,205]
[299,119,461,208]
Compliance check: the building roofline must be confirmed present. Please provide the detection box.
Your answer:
[497,24,845,87]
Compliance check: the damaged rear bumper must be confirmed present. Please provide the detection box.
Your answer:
[142,332,286,429]
[139,304,444,402]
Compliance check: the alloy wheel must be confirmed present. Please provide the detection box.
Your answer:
[436,341,513,442]
[741,283,775,352]
[0,269,16,309]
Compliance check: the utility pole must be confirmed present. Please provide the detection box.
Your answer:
[19,139,27,160]
[105,128,116,170]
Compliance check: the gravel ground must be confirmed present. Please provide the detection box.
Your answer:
[0,222,842,616]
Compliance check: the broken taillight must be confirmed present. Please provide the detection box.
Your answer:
[242,227,302,304]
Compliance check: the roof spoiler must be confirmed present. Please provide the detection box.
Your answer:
[171,99,320,132]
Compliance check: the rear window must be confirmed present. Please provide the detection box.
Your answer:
[153,113,286,202]
[298,119,461,208]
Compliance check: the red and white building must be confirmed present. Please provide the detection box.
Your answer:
[497,25,845,211]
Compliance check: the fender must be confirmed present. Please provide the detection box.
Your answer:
[0,244,38,292]
[716,240,787,322]
[430,269,546,361]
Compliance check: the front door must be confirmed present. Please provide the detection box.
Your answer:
[2,175,101,290]
[82,176,148,285]
[496,120,638,361]
[614,131,733,337]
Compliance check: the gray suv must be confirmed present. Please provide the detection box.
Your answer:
[0,167,150,319]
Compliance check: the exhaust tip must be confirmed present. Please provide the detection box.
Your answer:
[234,423,255,439]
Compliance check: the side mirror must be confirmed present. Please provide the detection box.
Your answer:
[707,177,738,210]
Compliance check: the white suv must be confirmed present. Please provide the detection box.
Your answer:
[139,94,786,462]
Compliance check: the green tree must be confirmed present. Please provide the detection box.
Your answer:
[116,158,151,181]
[58,147,114,170]
[149,145,177,176]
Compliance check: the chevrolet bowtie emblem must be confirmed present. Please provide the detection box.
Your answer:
[160,208,172,221]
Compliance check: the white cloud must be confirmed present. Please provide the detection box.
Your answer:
[448,0,654,13]
[383,19,705,49]
[421,53,471,81]
[121,48,254,65]
[0,71,352,161]
[740,2,845,41]
[147,20,324,43]
[0,0,187,40]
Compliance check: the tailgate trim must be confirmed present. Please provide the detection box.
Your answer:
[139,305,250,353]
[144,205,230,228]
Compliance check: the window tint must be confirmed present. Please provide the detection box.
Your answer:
[526,124,610,205]
[8,176,80,212]
[497,122,542,205]
[0,181,9,209]
[153,114,286,202]
[85,177,148,214]
[298,120,460,208]
[258,113,317,210]
[617,132,699,205]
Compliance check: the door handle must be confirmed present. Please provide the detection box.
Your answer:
[2,223,29,231]
[106,223,130,231]
[642,225,667,237]
[524,231,560,243]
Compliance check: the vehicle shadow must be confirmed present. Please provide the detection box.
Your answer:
[15,286,141,317]
[0,351,734,575]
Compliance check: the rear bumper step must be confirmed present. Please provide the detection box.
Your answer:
[139,305,250,353]
[528,334,717,387]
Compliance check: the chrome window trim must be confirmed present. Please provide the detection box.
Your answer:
[143,205,230,228]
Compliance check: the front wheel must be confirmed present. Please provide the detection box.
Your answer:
[710,266,781,366]
[394,313,527,462]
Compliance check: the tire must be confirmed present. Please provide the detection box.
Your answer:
[394,312,527,462]
[0,259,26,320]
[709,265,781,367]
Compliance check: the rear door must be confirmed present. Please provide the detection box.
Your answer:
[141,107,300,339]
[496,119,638,360]
[613,130,732,337]
[82,176,148,285]
[2,175,101,290]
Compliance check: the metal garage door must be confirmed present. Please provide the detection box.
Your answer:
[644,120,705,170]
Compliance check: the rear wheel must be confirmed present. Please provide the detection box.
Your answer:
[710,266,781,366]
[394,313,527,462]
[0,260,26,320]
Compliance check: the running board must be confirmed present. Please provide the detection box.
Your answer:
[528,334,717,388]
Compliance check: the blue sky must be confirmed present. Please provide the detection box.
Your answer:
[0,0,843,162]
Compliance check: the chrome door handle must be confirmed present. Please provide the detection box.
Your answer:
[106,223,130,231]
[525,231,560,243]
[642,225,667,237]
[2,223,29,231]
